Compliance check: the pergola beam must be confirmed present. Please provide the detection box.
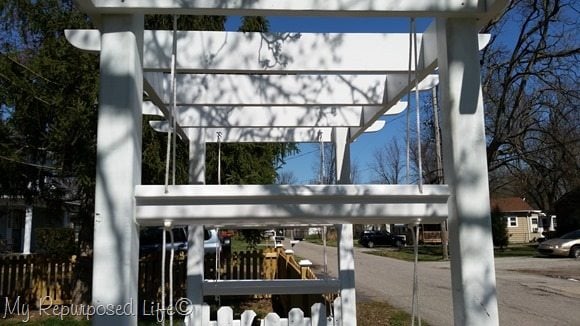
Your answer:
[76,0,506,18]
[150,121,334,143]
[134,184,449,227]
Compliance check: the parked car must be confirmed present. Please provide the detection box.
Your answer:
[139,227,222,255]
[537,229,580,258]
[203,228,222,255]
[359,230,406,249]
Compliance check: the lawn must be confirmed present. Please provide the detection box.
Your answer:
[366,244,539,261]
[366,245,446,262]
[3,300,427,325]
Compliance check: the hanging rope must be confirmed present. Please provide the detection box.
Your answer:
[168,224,175,326]
[323,225,328,277]
[217,132,222,185]
[410,223,422,326]
[405,19,413,184]
[160,228,166,324]
[318,131,328,277]
[162,16,178,325]
[412,18,424,194]
[318,130,325,184]
[164,15,178,193]
[171,15,178,186]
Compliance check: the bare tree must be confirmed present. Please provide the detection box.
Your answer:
[481,0,580,210]
[369,139,403,184]
[276,170,298,185]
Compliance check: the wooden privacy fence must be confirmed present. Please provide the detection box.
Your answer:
[139,249,275,303]
[274,250,330,316]
[0,254,76,307]
[199,299,341,326]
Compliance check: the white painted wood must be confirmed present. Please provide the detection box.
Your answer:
[437,17,499,326]
[311,303,326,326]
[134,184,449,226]
[174,106,364,128]
[202,279,340,296]
[76,0,506,18]
[187,126,206,326]
[64,29,100,52]
[168,74,387,106]
[384,101,407,115]
[67,30,490,72]
[150,121,334,143]
[333,128,357,326]
[241,310,257,326]
[364,120,385,133]
[143,31,422,73]
[22,206,32,254]
[289,308,305,326]
[264,313,281,326]
[218,307,234,326]
[203,304,211,325]
[91,14,143,326]
[333,297,343,326]
[203,127,334,143]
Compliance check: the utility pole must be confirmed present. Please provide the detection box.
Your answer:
[432,86,449,260]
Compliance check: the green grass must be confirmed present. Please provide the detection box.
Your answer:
[0,316,91,325]
[366,245,445,262]
[357,301,429,326]
[228,234,275,252]
[366,244,539,261]
[2,300,424,325]
[303,236,338,247]
[493,244,538,257]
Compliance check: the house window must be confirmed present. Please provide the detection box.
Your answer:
[507,216,518,228]
[531,217,539,233]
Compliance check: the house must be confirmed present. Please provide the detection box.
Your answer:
[0,197,73,254]
[490,197,556,243]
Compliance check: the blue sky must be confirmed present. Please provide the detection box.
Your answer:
[225,16,433,183]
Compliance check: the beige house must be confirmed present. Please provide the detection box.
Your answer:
[490,197,555,243]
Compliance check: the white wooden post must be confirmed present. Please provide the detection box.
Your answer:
[311,303,327,326]
[436,18,500,326]
[333,127,356,326]
[22,205,32,254]
[186,129,206,325]
[92,14,143,326]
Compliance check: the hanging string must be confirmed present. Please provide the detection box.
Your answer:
[323,225,328,277]
[168,226,175,326]
[215,228,221,306]
[217,132,222,185]
[318,131,328,277]
[171,15,178,186]
[411,223,422,326]
[318,130,324,184]
[160,228,167,324]
[164,15,178,193]
[405,19,413,184]
[412,18,424,194]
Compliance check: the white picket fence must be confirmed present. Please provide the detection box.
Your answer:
[187,298,342,326]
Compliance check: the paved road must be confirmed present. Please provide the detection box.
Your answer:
[288,241,580,326]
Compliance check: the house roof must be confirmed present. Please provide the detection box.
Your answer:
[490,197,538,213]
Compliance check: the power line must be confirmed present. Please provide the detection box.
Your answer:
[284,149,318,161]
[0,155,60,171]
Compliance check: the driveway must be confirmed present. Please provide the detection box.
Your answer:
[288,241,580,326]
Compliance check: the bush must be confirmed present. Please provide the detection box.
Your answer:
[491,213,509,249]
[35,228,76,257]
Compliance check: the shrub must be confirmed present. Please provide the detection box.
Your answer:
[35,228,76,257]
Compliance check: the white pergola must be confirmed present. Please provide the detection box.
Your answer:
[68,1,506,325]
